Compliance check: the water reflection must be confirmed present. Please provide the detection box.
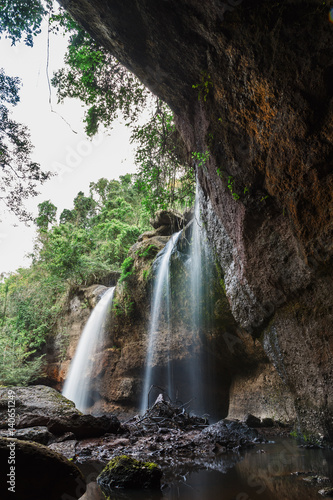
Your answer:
[80,439,333,500]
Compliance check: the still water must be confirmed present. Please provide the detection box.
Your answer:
[79,438,333,500]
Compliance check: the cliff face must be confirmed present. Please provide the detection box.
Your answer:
[58,0,333,441]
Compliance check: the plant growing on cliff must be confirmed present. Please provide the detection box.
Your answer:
[119,257,135,284]
[227,176,240,201]
[191,150,210,169]
[192,71,213,102]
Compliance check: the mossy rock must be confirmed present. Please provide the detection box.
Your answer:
[97,455,162,493]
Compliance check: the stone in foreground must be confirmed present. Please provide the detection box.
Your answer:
[97,455,162,494]
[0,437,85,499]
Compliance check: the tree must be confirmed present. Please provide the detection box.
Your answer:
[0,69,52,220]
[0,2,53,220]
[50,13,149,136]
[132,100,195,215]
[50,13,195,215]
[36,175,150,285]
[35,200,57,232]
[0,0,47,47]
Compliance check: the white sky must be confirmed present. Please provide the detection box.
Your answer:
[0,22,140,275]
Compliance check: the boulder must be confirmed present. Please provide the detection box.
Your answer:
[198,419,258,451]
[0,385,78,429]
[0,386,120,439]
[47,413,120,439]
[244,414,262,428]
[97,455,162,492]
[0,426,53,445]
[150,209,184,230]
[0,437,85,499]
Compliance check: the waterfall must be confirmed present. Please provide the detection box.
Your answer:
[140,231,182,412]
[62,287,115,412]
[187,182,214,414]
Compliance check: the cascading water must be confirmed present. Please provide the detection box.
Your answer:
[187,182,214,415]
[62,287,115,412]
[140,231,182,412]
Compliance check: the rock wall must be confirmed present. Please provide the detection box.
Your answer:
[58,0,333,441]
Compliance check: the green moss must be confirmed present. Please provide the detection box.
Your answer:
[97,454,162,493]
[105,455,159,472]
[135,244,159,259]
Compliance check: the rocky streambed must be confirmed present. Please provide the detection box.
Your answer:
[0,386,332,499]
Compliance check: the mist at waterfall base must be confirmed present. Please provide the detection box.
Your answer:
[140,188,217,417]
[62,287,115,412]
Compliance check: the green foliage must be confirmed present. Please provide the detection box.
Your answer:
[192,71,213,102]
[0,0,49,47]
[119,257,135,284]
[132,101,195,216]
[136,245,159,260]
[227,176,240,201]
[50,13,149,136]
[35,200,57,232]
[0,266,67,385]
[35,175,149,286]
[142,269,150,281]
[0,68,52,220]
[191,150,210,169]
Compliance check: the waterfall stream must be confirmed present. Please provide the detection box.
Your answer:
[140,184,214,414]
[62,286,115,412]
[140,231,182,412]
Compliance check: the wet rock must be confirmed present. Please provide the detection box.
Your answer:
[0,426,53,445]
[261,418,275,428]
[244,414,262,428]
[0,437,85,499]
[302,475,331,485]
[198,419,258,451]
[319,487,333,497]
[48,439,78,460]
[47,413,120,439]
[97,455,162,492]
